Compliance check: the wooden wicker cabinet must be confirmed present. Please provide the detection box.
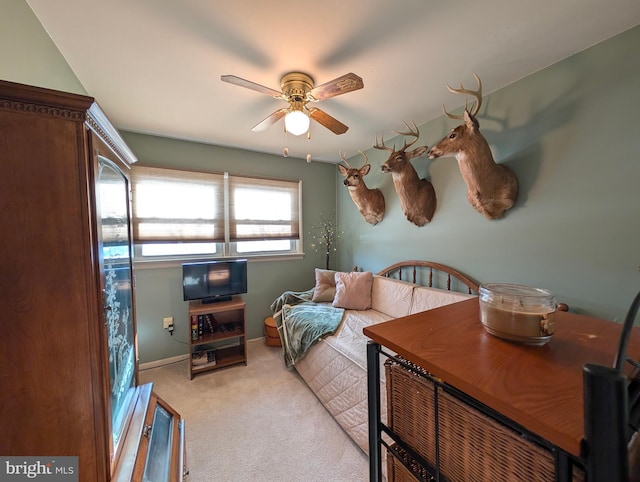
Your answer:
[365,298,640,482]
[384,360,569,482]
[0,80,185,481]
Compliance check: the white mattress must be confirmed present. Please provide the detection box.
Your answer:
[294,308,391,454]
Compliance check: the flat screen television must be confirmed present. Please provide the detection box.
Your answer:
[182,259,247,304]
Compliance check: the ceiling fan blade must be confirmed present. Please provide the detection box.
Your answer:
[221,75,283,98]
[308,73,364,101]
[308,108,349,135]
[251,108,288,132]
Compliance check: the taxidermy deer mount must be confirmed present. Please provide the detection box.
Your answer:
[428,73,518,220]
[374,122,437,227]
[338,151,385,225]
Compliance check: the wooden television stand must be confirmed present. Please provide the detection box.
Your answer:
[188,296,247,379]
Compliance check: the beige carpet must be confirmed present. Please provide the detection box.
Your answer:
[139,339,369,482]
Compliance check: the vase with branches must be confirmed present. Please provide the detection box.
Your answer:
[310,212,339,269]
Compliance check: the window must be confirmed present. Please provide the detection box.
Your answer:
[228,175,300,256]
[131,166,302,261]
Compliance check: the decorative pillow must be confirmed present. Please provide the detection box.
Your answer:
[312,268,337,302]
[332,271,373,310]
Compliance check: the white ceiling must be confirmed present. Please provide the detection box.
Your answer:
[26,0,640,163]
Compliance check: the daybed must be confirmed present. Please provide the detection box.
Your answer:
[271,260,480,454]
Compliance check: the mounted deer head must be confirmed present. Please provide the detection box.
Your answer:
[428,73,518,220]
[338,151,385,225]
[374,122,437,227]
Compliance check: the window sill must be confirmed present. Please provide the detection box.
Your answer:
[133,252,305,270]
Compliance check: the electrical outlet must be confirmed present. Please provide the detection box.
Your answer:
[163,317,174,329]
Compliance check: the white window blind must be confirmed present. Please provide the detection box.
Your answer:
[131,167,302,258]
[229,176,300,241]
[131,167,225,243]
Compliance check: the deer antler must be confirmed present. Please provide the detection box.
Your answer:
[374,122,420,153]
[393,121,420,152]
[339,150,352,168]
[373,134,394,152]
[358,150,368,167]
[443,72,483,119]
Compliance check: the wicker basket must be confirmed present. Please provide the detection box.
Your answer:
[387,443,434,482]
[385,360,437,469]
[385,359,585,482]
[437,388,556,481]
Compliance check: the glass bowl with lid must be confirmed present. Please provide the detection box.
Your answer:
[479,283,557,346]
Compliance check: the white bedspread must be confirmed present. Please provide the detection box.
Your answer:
[290,274,476,456]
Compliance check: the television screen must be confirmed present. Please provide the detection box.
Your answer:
[182,259,247,303]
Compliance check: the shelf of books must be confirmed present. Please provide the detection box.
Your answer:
[188,296,246,379]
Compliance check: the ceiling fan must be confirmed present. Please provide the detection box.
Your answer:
[221,72,364,136]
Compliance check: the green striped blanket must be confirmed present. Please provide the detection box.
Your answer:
[270,289,345,367]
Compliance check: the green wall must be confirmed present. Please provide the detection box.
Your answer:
[121,133,337,363]
[337,25,640,323]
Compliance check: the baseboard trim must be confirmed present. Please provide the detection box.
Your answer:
[139,337,266,371]
[139,354,189,371]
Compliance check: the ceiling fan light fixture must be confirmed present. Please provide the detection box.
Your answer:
[284,110,309,136]
[222,71,363,137]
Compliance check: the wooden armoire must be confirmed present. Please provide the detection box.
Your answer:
[0,80,185,481]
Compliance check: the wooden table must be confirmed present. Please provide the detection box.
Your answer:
[364,298,640,481]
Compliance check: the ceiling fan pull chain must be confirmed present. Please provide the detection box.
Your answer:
[283,127,289,157]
